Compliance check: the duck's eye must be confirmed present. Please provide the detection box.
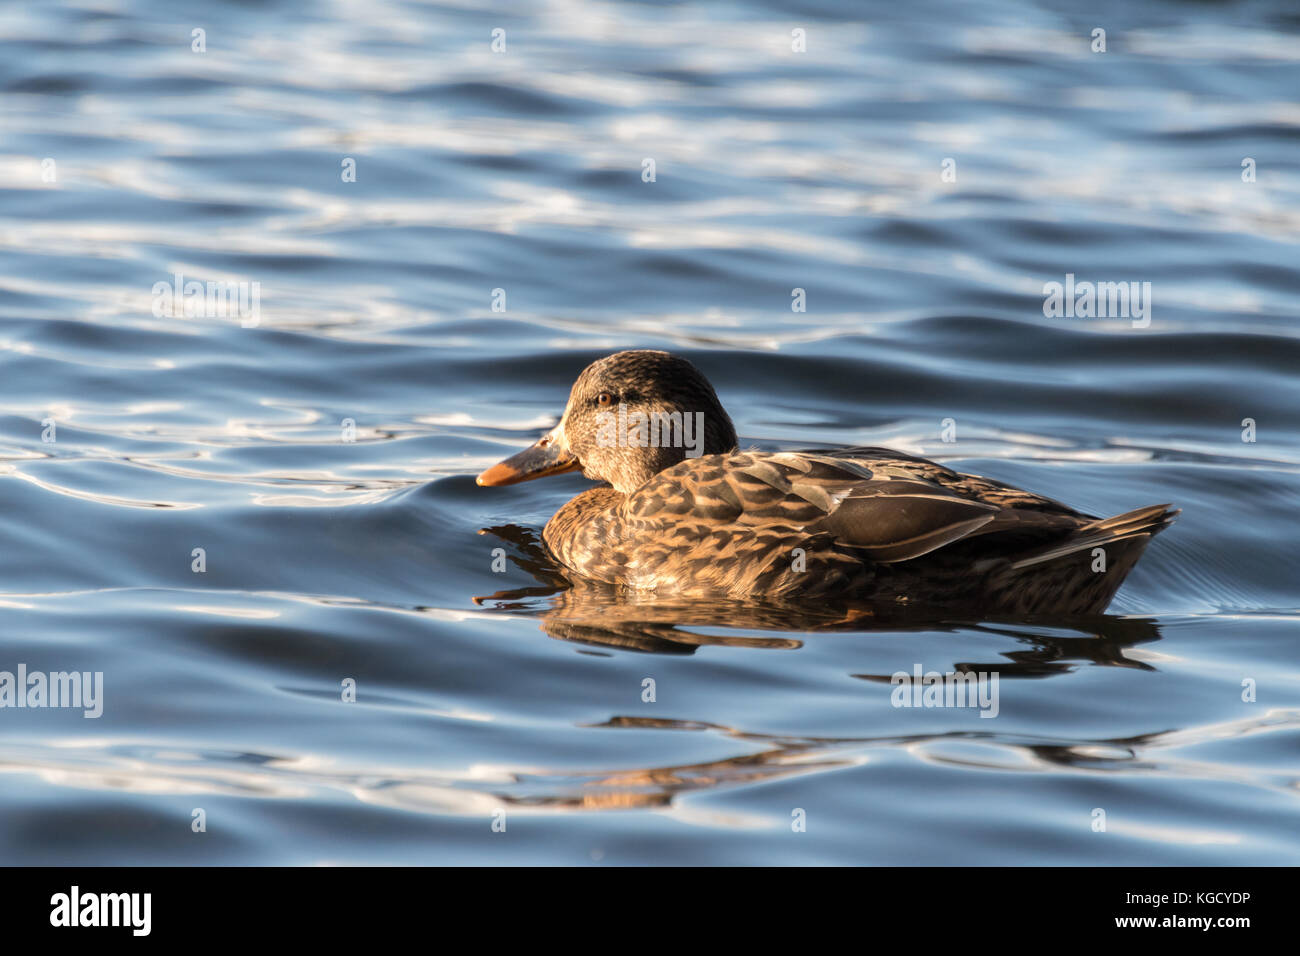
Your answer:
[596,392,614,407]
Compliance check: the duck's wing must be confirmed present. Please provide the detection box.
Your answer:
[819,446,1087,515]
[625,449,1086,564]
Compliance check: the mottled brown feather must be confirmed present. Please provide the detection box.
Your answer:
[493,351,1179,614]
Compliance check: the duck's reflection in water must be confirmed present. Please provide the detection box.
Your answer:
[467,524,1180,813]
[505,717,862,811]
[492,710,1299,813]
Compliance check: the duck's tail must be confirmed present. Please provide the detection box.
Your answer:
[1009,503,1179,570]
[995,504,1179,615]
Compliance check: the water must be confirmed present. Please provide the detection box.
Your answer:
[1,0,1298,865]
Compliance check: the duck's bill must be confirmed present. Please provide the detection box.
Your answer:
[476,431,581,487]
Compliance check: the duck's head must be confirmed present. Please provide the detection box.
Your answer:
[477,349,738,494]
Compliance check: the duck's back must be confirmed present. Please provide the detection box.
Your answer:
[542,448,1176,614]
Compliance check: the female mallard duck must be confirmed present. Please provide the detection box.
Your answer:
[477,350,1177,615]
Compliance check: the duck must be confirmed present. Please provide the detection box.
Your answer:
[476,349,1177,615]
